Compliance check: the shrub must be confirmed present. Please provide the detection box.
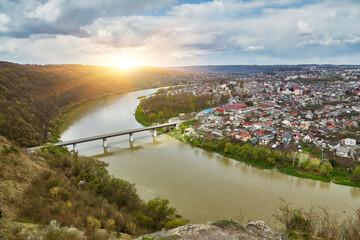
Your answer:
[273,200,313,235]
[2,145,18,155]
[287,213,311,233]
[350,166,360,183]
[135,197,186,231]
[26,220,86,240]
[164,218,188,230]
[319,161,333,177]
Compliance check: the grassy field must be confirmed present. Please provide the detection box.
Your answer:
[135,107,152,127]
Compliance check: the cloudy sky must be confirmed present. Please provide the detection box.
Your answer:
[0,0,359,66]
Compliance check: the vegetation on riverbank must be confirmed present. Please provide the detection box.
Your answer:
[168,125,360,187]
[0,137,186,239]
[273,199,360,240]
[138,88,229,123]
[135,106,152,127]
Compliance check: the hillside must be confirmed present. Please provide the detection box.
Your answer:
[0,62,181,146]
[0,137,187,239]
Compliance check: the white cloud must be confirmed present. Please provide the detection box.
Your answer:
[0,13,10,32]
[243,45,265,51]
[297,20,313,35]
[26,0,63,22]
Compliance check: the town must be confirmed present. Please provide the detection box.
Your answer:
[166,65,360,168]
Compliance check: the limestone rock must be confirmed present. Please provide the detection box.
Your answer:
[136,220,287,240]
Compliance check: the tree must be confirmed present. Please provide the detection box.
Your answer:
[224,142,232,153]
[351,166,360,183]
[137,105,144,114]
[157,111,164,120]
[148,113,156,122]
[319,161,333,177]
[135,197,186,231]
[178,124,186,133]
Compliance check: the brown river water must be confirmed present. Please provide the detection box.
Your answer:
[60,88,360,225]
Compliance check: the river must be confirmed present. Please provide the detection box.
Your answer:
[60,88,360,225]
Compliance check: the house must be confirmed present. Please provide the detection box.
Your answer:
[260,135,271,145]
[255,130,264,136]
[344,138,357,147]
[216,103,247,115]
[237,132,251,141]
[337,147,350,158]
[303,134,314,143]
[282,120,291,126]
[282,132,292,145]
[328,141,340,150]
[294,89,303,95]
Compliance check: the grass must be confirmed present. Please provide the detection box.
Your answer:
[135,108,152,127]
[180,120,198,128]
[331,167,360,187]
[278,167,331,182]
[52,111,70,143]
[212,219,241,229]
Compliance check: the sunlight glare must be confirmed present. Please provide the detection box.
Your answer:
[114,57,138,69]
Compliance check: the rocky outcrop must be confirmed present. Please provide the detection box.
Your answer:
[136,220,287,240]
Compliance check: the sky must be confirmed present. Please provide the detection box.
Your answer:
[0,0,359,66]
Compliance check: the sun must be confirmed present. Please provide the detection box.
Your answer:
[113,57,138,69]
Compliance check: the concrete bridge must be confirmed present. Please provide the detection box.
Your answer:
[28,122,182,152]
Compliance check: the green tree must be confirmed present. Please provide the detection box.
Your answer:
[135,197,186,231]
[157,111,164,120]
[351,166,360,183]
[148,113,156,122]
[178,124,186,133]
[137,105,144,114]
[224,142,232,153]
[319,161,333,177]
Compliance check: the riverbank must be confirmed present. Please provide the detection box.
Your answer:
[52,90,133,142]
[52,86,172,143]
[134,105,360,188]
[175,126,360,188]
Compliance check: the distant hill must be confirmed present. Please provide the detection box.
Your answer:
[164,65,303,74]
[0,61,180,146]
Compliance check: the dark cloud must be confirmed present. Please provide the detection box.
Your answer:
[0,0,177,37]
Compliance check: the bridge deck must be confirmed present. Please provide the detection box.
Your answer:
[54,122,181,147]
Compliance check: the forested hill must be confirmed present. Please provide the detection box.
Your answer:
[0,61,180,146]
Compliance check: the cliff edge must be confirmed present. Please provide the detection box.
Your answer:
[136,220,287,240]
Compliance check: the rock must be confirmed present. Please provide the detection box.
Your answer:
[136,220,287,240]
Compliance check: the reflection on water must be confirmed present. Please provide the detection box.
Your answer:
[60,88,360,224]
[216,155,231,167]
[202,150,214,159]
[319,181,330,189]
[351,187,360,198]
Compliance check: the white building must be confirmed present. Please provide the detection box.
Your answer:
[345,138,357,147]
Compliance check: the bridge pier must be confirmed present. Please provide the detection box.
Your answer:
[103,146,108,154]
[176,123,180,129]
[103,138,108,147]
[152,129,157,137]
[129,133,134,142]
[129,141,135,149]
[73,143,78,153]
